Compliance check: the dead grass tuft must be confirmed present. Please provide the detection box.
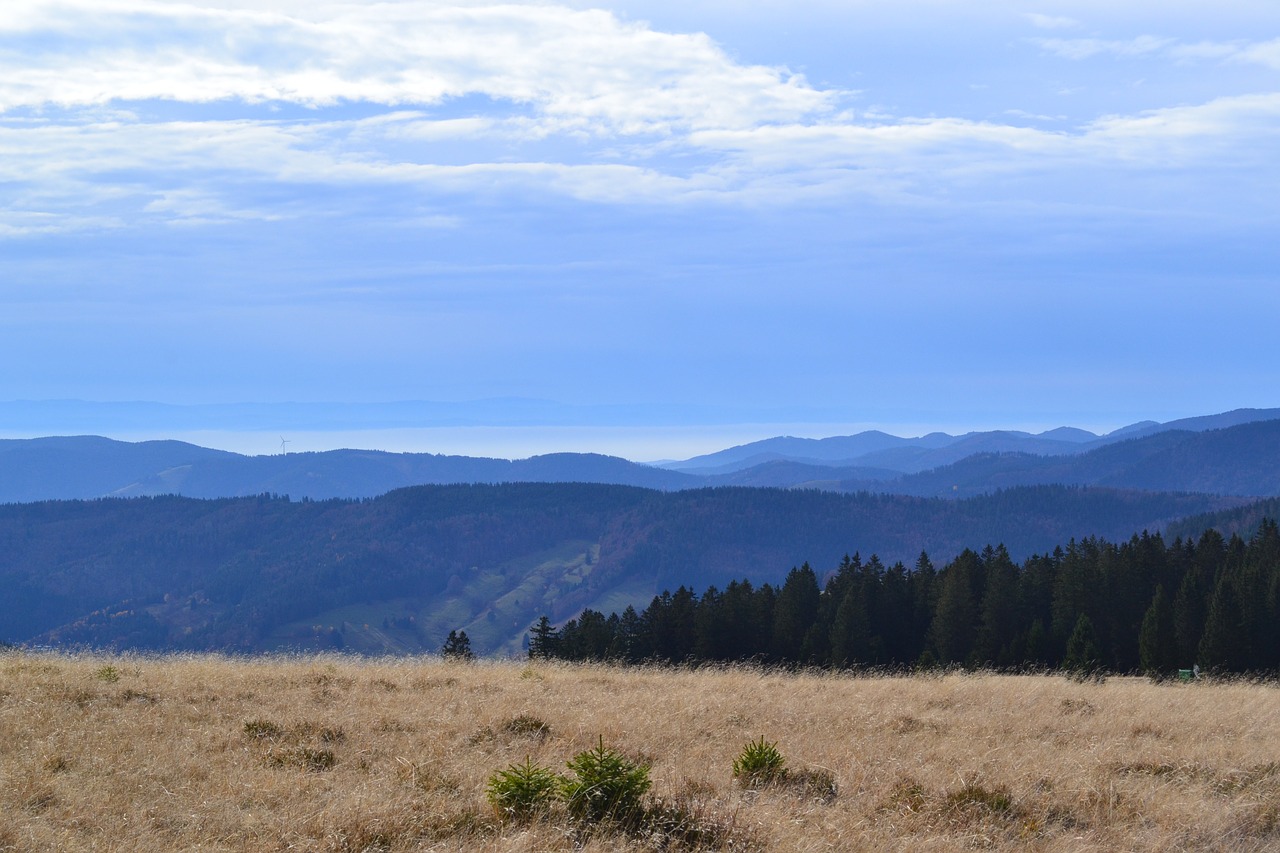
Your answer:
[501,713,552,740]
[266,745,337,771]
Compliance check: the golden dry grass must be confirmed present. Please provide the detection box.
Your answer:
[3,651,1280,851]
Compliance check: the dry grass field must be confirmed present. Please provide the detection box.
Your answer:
[3,652,1280,852]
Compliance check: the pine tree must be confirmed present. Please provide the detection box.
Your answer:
[608,605,646,663]
[528,616,558,659]
[975,545,1019,667]
[1023,618,1048,667]
[1138,585,1177,677]
[907,552,938,663]
[829,581,870,667]
[1198,573,1246,673]
[640,587,698,662]
[930,551,978,665]
[1052,541,1097,657]
[1063,614,1101,675]
[442,629,474,661]
[1172,537,1212,666]
[771,564,820,664]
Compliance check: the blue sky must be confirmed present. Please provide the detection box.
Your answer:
[2,1,1278,458]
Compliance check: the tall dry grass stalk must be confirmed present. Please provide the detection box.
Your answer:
[3,651,1279,851]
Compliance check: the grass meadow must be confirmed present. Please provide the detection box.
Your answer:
[3,652,1280,851]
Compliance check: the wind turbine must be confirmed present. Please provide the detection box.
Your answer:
[280,436,291,455]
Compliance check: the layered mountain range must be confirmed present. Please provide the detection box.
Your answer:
[2,408,1278,502]
[2,407,1277,656]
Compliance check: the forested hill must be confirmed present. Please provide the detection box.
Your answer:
[543,518,1280,676]
[0,483,1247,655]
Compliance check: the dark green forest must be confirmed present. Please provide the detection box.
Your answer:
[539,519,1280,676]
[0,482,1269,656]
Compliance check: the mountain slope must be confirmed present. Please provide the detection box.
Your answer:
[0,436,235,502]
[0,483,1247,655]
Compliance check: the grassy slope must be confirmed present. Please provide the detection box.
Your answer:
[4,651,1280,852]
[262,540,608,656]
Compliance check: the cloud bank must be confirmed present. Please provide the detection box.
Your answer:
[1,0,1277,235]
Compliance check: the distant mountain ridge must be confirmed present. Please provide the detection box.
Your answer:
[1,407,1277,503]
[0,437,697,502]
[662,408,1280,474]
[824,420,1280,499]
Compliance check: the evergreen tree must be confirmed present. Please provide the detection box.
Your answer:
[930,551,978,665]
[877,561,913,665]
[1255,520,1280,670]
[1198,572,1246,672]
[1018,554,1057,664]
[1063,614,1101,675]
[720,580,766,661]
[693,586,728,661]
[771,564,820,664]
[1138,585,1177,676]
[1172,537,1212,666]
[608,605,646,663]
[907,552,938,663]
[829,580,870,667]
[648,587,698,662]
[442,629,474,660]
[1106,533,1166,671]
[1023,618,1048,667]
[974,545,1019,667]
[528,616,558,660]
[1052,541,1097,658]
[574,609,614,660]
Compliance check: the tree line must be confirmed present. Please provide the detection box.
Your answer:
[530,520,1280,675]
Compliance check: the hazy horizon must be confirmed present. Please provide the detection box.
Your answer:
[0,395,1190,461]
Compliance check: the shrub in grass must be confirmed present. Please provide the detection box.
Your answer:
[561,737,652,828]
[267,746,337,772]
[642,796,742,850]
[788,767,838,802]
[732,737,787,788]
[485,738,745,848]
[485,757,563,822]
[945,780,1015,816]
[502,713,551,739]
[243,719,284,740]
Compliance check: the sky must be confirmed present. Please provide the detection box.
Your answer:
[2,0,1278,459]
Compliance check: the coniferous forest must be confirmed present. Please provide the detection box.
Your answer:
[535,519,1280,676]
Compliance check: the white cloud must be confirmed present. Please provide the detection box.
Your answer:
[1231,38,1280,70]
[0,1,836,133]
[142,189,284,225]
[681,91,1280,207]
[0,1,1278,233]
[1025,13,1078,30]
[1036,33,1280,70]
[1083,92,1280,166]
[1034,35,1174,60]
